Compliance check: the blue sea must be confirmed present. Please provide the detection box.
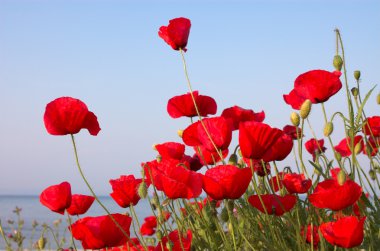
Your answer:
[0,195,152,250]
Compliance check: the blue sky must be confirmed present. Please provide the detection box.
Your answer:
[0,0,379,195]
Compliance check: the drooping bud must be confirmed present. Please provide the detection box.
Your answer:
[177,129,183,138]
[300,100,312,119]
[354,70,361,81]
[333,55,343,71]
[37,237,47,250]
[337,170,346,186]
[228,153,238,165]
[137,182,148,199]
[351,87,359,97]
[354,142,362,155]
[369,169,376,180]
[290,112,300,126]
[324,122,334,136]
[377,93,380,105]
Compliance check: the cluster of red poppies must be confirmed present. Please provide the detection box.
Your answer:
[39,17,379,250]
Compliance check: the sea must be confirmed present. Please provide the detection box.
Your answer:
[0,195,152,250]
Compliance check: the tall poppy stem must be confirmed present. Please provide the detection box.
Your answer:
[66,214,78,251]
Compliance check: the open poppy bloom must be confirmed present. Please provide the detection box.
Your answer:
[143,159,202,199]
[159,17,191,51]
[167,91,217,118]
[155,229,192,251]
[283,125,303,140]
[193,145,228,166]
[109,175,142,208]
[140,212,171,236]
[40,181,71,215]
[243,159,271,176]
[308,179,362,211]
[155,142,186,161]
[301,224,320,247]
[239,121,284,160]
[182,116,233,152]
[44,97,101,136]
[248,194,297,216]
[202,165,252,200]
[67,194,95,215]
[261,133,293,162]
[305,138,326,160]
[334,135,363,157]
[283,70,342,109]
[320,216,365,248]
[221,106,265,131]
[282,173,312,194]
[362,116,380,137]
[70,213,132,250]
[269,172,285,192]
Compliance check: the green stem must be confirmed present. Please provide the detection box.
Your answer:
[66,214,78,251]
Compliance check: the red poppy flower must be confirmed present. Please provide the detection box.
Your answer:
[305,138,326,160]
[182,117,233,151]
[282,173,312,194]
[334,135,363,157]
[248,194,297,216]
[244,159,271,176]
[140,212,171,236]
[180,201,204,216]
[155,229,192,251]
[261,133,293,162]
[143,159,202,199]
[308,179,362,211]
[301,225,320,247]
[283,70,342,109]
[269,172,285,192]
[155,142,185,160]
[320,216,365,248]
[364,136,379,156]
[44,97,101,136]
[193,145,228,166]
[239,122,283,160]
[202,165,252,200]
[182,154,204,171]
[158,17,191,51]
[362,116,380,137]
[40,181,71,215]
[329,167,350,180]
[221,106,265,131]
[283,125,303,140]
[167,91,217,118]
[67,194,95,216]
[104,238,155,251]
[70,213,132,250]
[109,175,142,208]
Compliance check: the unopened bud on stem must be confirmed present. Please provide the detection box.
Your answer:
[333,55,343,71]
[290,112,300,126]
[337,170,346,186]
[354,70,361,81]
[300,100,312,119]
[228,153,238,165]
[351,87,359,97]
[324,122,334,136]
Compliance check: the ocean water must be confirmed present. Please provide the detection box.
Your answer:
[0,195,153,250]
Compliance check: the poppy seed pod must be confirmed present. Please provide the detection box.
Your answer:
[324,122,334,136]
[333,55,343,71]
[300,100,312,119]
[354,70,361,80]
[290,112,300,126]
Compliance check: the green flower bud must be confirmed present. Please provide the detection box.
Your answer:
[333,55,343,71]
[324,122,334,136]
[354,142,362,155]
[137,182,148,199]
[38,237,47,250]
[290,112,300,126]
[337,170,346,186]
[300,100,312,119]
[354,70,361,80]
[335,152,342,162]
[351,87,359,97]
[156,230,163,240]
[369,169,376,180]
[377,93,380,105]
[228,153,238,165]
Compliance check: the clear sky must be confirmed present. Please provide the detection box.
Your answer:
[0,0,379,195]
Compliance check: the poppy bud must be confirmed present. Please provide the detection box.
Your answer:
[369,169,376,180]
[152,195,159,208]
[228,153,238,165]
[351,87,359,97]
[137,182,148,199]
[37,237,46,250]
[300,100,312,119]
[354,142,362,155]
[156,230,163,240]
[335,152,342,162]
[290,112,300,126]
[324,122,334,136]
[377,93,380,105]
[237,158,245,168]
[337,170,346,186]
[177,130,183,138]
[333,55,343,71]
[354,70,361,81]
